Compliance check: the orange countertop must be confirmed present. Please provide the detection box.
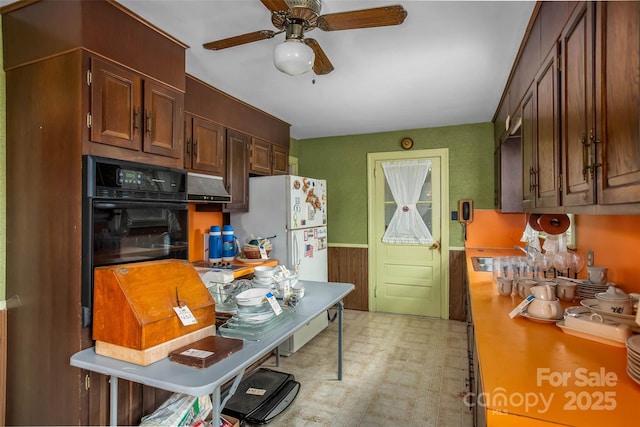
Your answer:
[466,248,639,426]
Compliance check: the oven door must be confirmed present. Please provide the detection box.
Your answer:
[82,199,188,327]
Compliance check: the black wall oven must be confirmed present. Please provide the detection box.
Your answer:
[82,156,189,327]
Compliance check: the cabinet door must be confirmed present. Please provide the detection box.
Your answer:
[192,117,226,175]
[225,129,250,212]
[250,137,272,175]
[272,144,289,175]
[521,89,536,210]
[596,1,640,204]
[534,47,561,208]
[184,113,194,169]
[143,80,183,159]
[90,57,142,151]
[562,2,595,206]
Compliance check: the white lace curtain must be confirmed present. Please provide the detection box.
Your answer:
[382,159,434,244]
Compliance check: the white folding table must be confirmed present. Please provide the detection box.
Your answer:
[70,281,354,426]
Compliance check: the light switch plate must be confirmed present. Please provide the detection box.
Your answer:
[587,250,594,267]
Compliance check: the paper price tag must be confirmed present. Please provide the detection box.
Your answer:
[180,349,214,359]
[246,387,267,396]
[259,244,268,259]
[173,305,198,326]
[509,295,535,319]
[265,292,283,316]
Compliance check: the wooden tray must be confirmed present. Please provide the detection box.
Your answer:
[169,336,243,369]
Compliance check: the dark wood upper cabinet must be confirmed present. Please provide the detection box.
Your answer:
[272,144,289,175]
[521,87,536,211]
[561,2,595,207]
[533,46,561,209]
[250,137,289,176]
[225,129,250,213]
[184,113,226,176]
[89,57,183,160]
[596,0,640,205]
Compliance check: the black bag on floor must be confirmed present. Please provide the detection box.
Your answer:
[222,368,300,425]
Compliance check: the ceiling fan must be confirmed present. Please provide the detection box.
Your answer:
[203,0,408,76]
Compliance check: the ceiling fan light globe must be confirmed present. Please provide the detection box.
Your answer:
[273,40,315,76]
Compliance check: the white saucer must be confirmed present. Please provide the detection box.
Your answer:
[520,311,562,323]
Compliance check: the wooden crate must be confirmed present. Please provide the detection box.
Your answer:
[93,259,215,350]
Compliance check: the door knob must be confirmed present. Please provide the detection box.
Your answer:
[430,241,440,250]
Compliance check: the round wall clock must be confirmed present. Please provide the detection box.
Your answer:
[401,137,413,150]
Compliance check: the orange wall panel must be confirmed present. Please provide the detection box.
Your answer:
[188,205,222,262]
[466,210,640,294]
[465,209,527,249]
[574,214,640,291]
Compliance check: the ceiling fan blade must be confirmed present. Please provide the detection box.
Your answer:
[260,0,290,13]
[317,5,407,31]
[203,30,278,50]
[304,38,334,75]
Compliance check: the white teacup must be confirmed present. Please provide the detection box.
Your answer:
[516,279,537,298]
[555,279,577,302]
[496,277,513,296]
[587,266,608,285]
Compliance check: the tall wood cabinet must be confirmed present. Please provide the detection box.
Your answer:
[2,1,186,424]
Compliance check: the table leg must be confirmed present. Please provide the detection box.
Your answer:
[338,300,344,380]
[212,368,246,423]
[109,375,118,427]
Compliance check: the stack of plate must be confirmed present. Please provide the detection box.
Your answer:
[252,277,275,289]
[625,335,640,385]
[576,281,609,299]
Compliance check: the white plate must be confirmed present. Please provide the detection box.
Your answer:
[520,311,563,323]
[556,321,626,348]
[627,366,640,385]
[627,358,640,375]
[627,335,640,354]
[235,257,270,264]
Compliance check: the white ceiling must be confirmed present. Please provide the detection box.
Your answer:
[59,1,540,139]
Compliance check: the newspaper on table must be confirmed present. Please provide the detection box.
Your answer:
[140,393,212,426]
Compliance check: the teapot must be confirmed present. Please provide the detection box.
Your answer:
[527,285,563,320]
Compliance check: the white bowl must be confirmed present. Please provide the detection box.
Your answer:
[235,288,269,306]
[253,266,275,278]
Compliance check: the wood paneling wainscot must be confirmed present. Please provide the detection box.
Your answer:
[448,250,467,321]
[328,247,368,311]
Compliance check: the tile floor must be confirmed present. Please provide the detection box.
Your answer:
[250,309,473,427]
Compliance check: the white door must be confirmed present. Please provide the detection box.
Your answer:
[367,149,449,318]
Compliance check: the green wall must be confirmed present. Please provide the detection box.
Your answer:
[293,122,494,248]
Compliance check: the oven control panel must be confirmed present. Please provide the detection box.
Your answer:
[116,169,144,187]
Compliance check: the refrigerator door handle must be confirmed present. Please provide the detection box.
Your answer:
[292,232,300,273]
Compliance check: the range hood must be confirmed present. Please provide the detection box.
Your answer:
[187,172,232,203]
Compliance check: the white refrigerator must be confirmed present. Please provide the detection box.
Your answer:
[231,175,329,355]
